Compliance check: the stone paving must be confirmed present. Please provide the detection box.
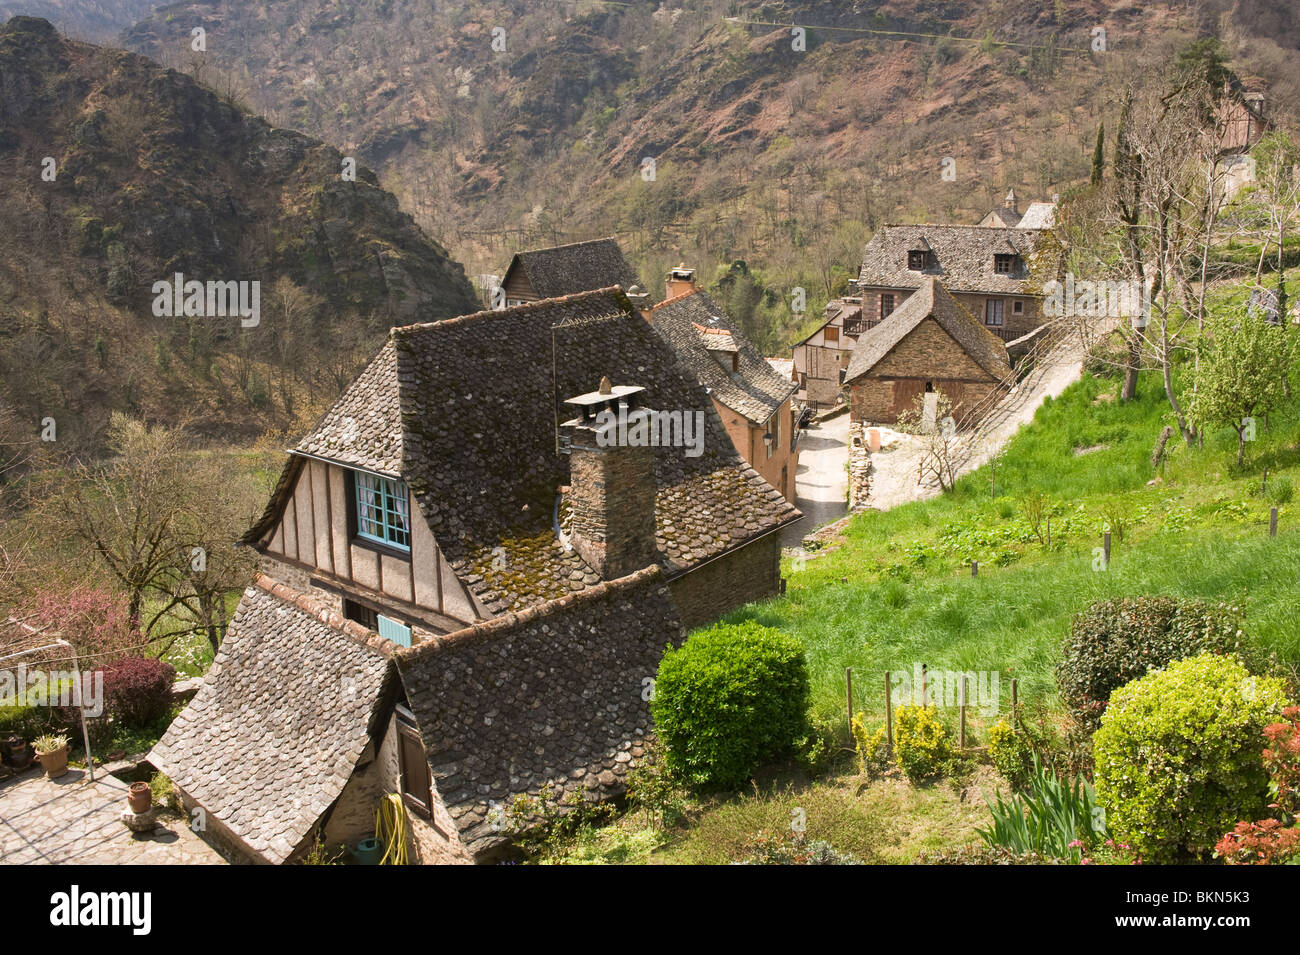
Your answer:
[782,410,849,548]
[0,766,226,864]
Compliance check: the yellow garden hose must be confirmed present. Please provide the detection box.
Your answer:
[375,793,410,865]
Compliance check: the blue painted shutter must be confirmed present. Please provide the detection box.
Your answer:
[378,614,412,648]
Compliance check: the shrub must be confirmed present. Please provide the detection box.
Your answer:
[17,586,134,660]
[987,718,1033,790]
[103,657,176,729]
[912,844,1064,865]
[736,830,860,865]
[625,741,688,829]
[1094,654,1290,863]
[1057,596,1252,732]
[1215,820,1300,865]
[892,705,951,783]
[652,622,810,791]
[850,712,891,778]
[1263,705,1300,815]
[978,759,1105,863]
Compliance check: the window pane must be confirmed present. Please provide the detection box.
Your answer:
[354,472,412,550]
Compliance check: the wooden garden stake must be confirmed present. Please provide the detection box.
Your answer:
[971,560,978,577]
[1270,507,1278,538]
[960,675,968,749]
[1103,530,1111,565]
[845,667,853,729]
[884,671,893,752]
[921,663,928,708]
[1011,678,1019,725]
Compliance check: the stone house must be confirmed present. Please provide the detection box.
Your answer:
[795,203,1051,411]
[856,221,1050,344]
[844,277,1013,426]
[497,237,644,306]
[647,271,800,502]
[150,287,799,864]
[791,297,863,412]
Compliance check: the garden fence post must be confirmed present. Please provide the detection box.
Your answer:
[921,663,928,708]
[845,667,853,730]
[1011,678,1019,725]
[1270,507,1278,538]
[971,560,978,577]
[884,670,893,753]
[1103,530,1111,565]
[960,675,968,749]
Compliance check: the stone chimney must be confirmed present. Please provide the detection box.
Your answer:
[560,378,658,580]
[666,264,696,300]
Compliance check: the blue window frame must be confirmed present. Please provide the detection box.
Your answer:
[354,472,411,550]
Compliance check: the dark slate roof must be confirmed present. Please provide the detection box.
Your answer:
[295,338,403,477]
[649,288,798,426]
[149,578,393,864]
[394,566,682,859]
[845,277,1013,384]
[858,224,1045,295]
[502,237,643,299]
[248,288,798,614]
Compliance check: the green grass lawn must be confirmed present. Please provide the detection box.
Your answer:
[726,368,1300,730]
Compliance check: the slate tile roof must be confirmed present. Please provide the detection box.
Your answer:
[845,277,1013,384]
[502,237,643,299]
[858,223,1046,296]
[294,338,403,477]
[649,288,798,426]
[149,577,392,864]
[393,565,682,859]
[247,288,799,614]
[1016,201,1056,230]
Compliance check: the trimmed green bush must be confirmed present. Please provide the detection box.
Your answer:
[1057,596,1251,731]
[987,718,1034,790]
[892,705,952,782]
[652,621,810,791]
[1094,653,1290,863]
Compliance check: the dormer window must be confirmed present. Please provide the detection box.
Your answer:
[354,471,411,551]
[994,254,1021,275]
[908,250,930,271]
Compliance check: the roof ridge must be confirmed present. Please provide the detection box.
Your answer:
[392,564,664,663]
[391,286,631,335]
[650,286,701,310]
[514,235,622,256]
[253,573,399,656]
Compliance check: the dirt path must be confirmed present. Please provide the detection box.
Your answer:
[863,334,1091,511]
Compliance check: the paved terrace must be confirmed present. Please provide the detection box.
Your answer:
[0,767,226,865]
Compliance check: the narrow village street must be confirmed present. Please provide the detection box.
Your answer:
[781,411,849,547]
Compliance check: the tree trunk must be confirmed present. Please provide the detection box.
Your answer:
[1121,334,1141,400]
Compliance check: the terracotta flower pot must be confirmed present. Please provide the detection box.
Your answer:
[128,781,153,814]
[6,736,32,771]
[36,745,69,779]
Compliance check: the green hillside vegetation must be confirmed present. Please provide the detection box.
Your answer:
[0,17,477,453]
[121,1,1300,351]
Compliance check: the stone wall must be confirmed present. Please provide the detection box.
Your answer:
[667,530,783,631]
[567,440,658,580]
[847,422,873,511]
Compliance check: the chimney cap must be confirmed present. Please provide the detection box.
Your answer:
[564,382,645,410]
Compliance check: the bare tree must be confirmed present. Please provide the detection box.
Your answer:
[896,390,961,493]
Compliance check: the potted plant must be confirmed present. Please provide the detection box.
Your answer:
[32,734,70,779]
[6,734,32,771]
[127,781,152,814]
